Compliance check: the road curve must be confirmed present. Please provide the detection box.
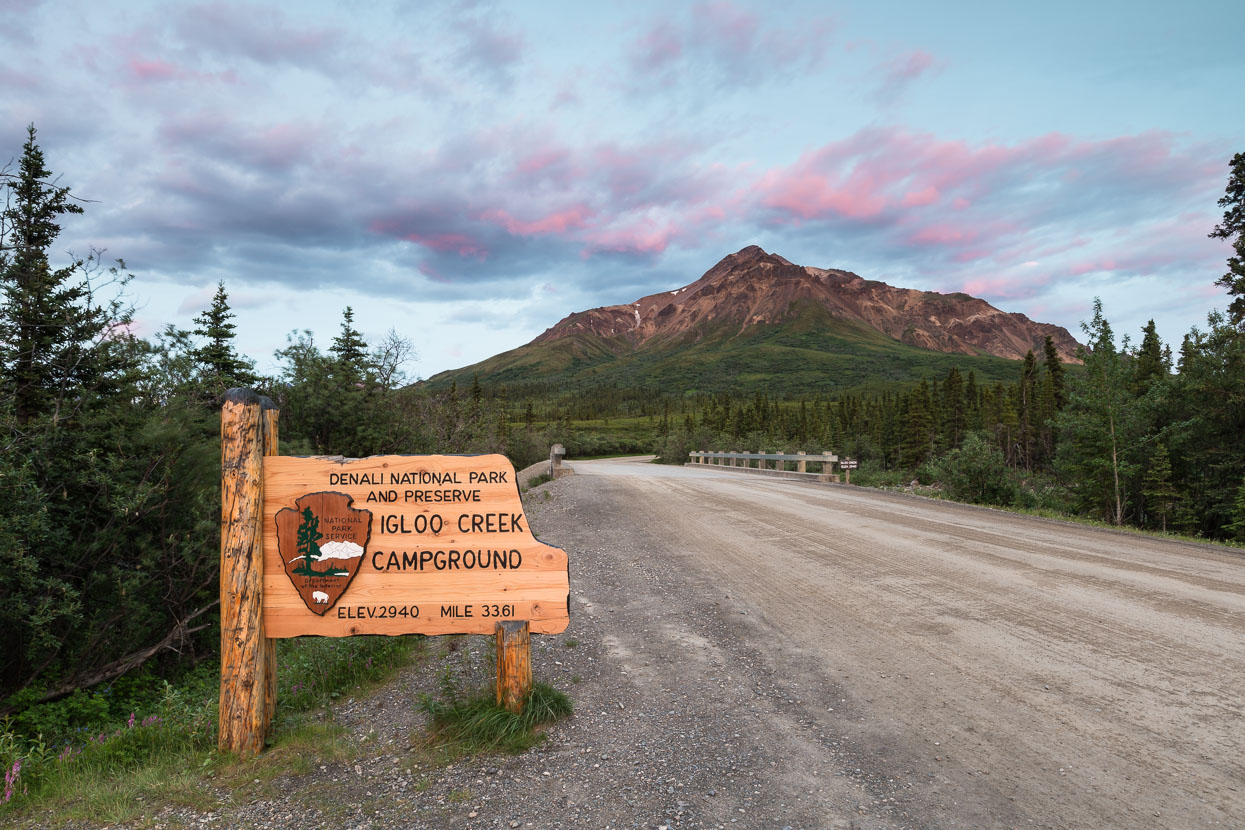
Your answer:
[555,457,1245,828]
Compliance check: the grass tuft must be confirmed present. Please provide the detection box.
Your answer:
[521,472,553,492]
[417,682,572,753]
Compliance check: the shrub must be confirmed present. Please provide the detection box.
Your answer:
[929,432,1018,506]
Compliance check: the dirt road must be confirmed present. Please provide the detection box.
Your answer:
[541,457,1244,829]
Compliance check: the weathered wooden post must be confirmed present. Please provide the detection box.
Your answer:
[495,621,532,713]
[797,451,807,473]
[549,443,565,477]
[219,389,270,756]
[259,398,278,736]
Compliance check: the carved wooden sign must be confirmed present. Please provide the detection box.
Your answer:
[261,454,569,637]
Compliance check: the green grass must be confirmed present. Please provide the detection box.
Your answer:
[521,472,553,491]
[861,482,1245,551]
[416,682,572,754]
[0,636,424,826]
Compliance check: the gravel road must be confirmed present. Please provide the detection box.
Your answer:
[542,458,1245,829]
[65,457,1243,830]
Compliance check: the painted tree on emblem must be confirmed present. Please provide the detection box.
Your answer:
[295,507,323,576]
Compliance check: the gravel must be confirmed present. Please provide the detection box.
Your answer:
[40,470,1016,829]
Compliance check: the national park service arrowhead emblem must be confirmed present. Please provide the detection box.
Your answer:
[275,492,372,615]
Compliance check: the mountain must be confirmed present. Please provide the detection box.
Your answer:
[425,246,1081,397]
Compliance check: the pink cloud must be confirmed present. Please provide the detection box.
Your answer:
[910,224,976,245]
[757,146,894,221]
[130,58,182,81]
[481,205,594,236]
[515,148,571,176]
[583,219,679,256]
[126,56,237,85]
[369,220,488,260]
[407,233,487,258]
[901,186,939,207]
[961,271,1053,301]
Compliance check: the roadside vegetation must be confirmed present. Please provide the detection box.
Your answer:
[0,127,572,816]
[0,637,419,823]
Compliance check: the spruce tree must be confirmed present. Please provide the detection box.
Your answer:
[902,380,934,469]
[1018,351,1039,469]
[330,306,369,379]
[1227,478,1245,542]
[191,281,255,387]
[1133,320,1165,394]
[1142,444,1180,532]
[941,367,965,449]
[0,125,120,424]
[1209,152,1245,328]
[1042,336,1065,410]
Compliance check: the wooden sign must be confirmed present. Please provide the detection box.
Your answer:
[261,454,569,637]
[840,459,859,469]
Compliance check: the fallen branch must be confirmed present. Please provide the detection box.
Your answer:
[3,601,219,714]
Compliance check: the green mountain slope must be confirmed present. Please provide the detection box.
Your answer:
[424,299,1024,398]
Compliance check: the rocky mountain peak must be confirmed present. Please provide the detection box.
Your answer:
[532,247,1081,363]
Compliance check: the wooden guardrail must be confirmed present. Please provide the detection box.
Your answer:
[687,451,840,482]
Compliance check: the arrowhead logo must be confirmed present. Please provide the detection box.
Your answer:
[275,492,372,615]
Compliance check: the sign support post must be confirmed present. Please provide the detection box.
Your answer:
[260,399,279,736]
[219,389,273,757]
[495,621,532,713]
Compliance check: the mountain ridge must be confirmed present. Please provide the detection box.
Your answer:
[531,245,1080,363]
[424,246,1081,397]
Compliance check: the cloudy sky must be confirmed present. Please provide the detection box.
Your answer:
[2,0,1240,377]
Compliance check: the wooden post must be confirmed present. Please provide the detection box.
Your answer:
[219,388,269,757]
[495,621,532,714]
[259,398,278,737]
[797,451,807,473]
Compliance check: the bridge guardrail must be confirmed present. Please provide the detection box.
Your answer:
[687,451,840,483]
